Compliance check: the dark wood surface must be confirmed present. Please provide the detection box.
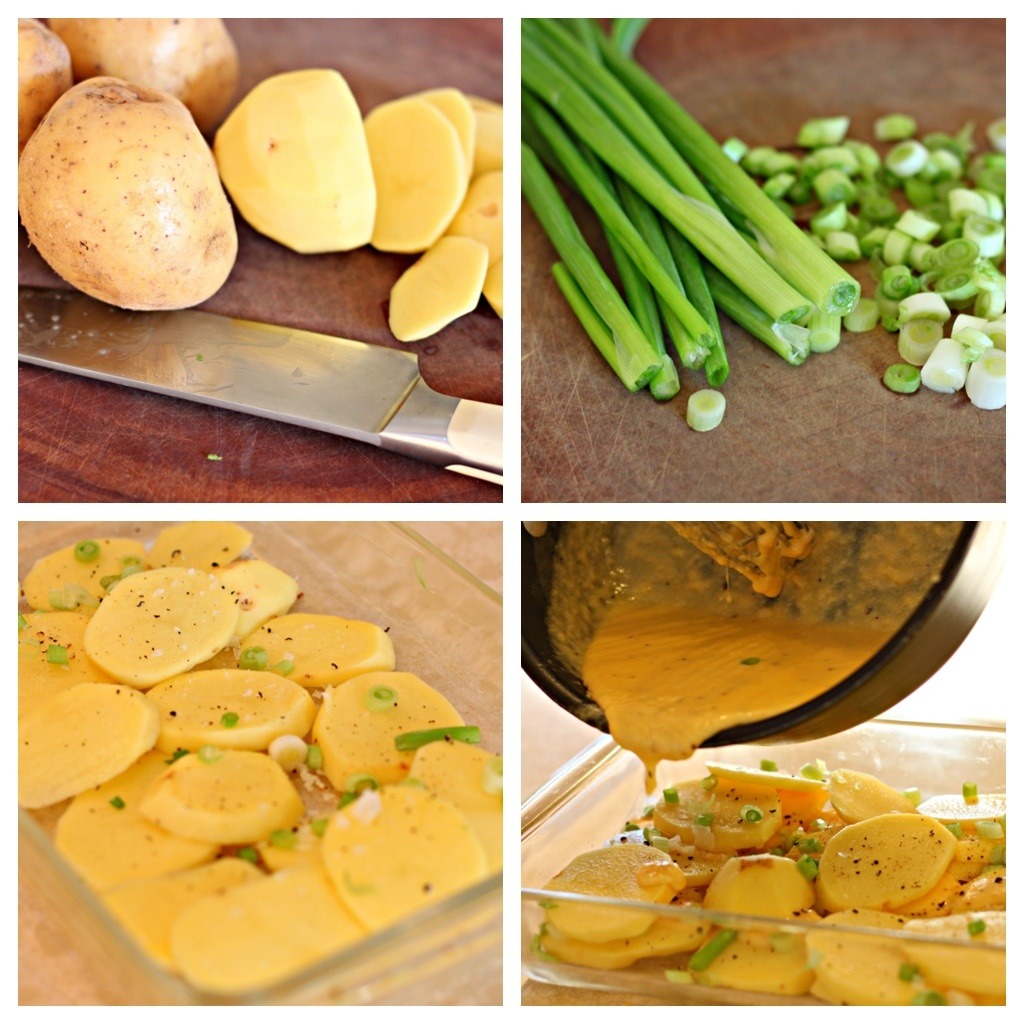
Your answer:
[19,18,502,503]
[522,19,1005,503]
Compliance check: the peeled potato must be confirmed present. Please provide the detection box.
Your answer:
[18,19,72,156]
[212,558,299,639]
[54,750,219,889]
[691,929,815,996]
[19,683,160,808]
[541,914,709,969]
[388,236,488,342]
[22,537,148,610]
[18,77,237,310]
[446,171,502,266]
[171,863,367,993]
[49,18,238,134]
[653,778,782,852]
[148,521,252,571]
[467,97,502,177]
[84,567,239,687]
[215,69,377,254]
[366,96,467,253]
[703,854,815,918]
[414,87,475,191]
[482,257,503,318]
[828,768,917,823]
[901,912,1005,997]
[139,749,304,844]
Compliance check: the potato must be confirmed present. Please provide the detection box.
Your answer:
[653,778,782,852]
[19,683,160,808]
[702,854,816,918]
[388,236,489,342]
[828,768,917,823]
[214,69,377,254]
[148,521,252,571]
[414,88,476,192]
[212,558,299,639]
[690,929,815,996]
[541,914,709,969]
[901,912,1005,997]
[483,257,503,318]
[48,18,238,134]
[466,96,502,177]
[18,19,72,156]
[18,77,237,311]
[22,537,148,611]
[946,869,1006,914]
[446,170,503,267]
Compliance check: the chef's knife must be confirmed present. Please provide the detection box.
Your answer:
[18,286,502,485]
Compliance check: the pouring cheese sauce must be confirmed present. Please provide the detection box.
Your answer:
[546,522,963,783]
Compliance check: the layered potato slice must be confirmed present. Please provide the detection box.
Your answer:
[212,558,299,639]
[148,521,253,571]
[22,538,148,610]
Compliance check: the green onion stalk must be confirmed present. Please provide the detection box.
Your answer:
[521,29,812,327]
[584,26,860,315]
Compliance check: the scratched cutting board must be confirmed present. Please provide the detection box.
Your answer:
[522,18,1005,503]
[19,18,502,503]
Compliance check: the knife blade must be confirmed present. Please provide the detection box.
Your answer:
[18,286,502,484]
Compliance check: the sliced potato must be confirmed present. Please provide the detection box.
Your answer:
[916,791,1006,824]
[828,768,917,823]
[653,778,782,852]
[22,537,148,610]
[817,813,957,912]
[321,785,487,931]
[894,868,966,917]
[541,914,709,969]
[171,863,367,993]
[667,845,731,888]
[148,521,253,571]
[704,760,828,795]
[467,97,502,177]
[18,610,116,716]
[415,87,475,190]
[139,749,304,844]
[240,613,394,689]
[19,683,160,808]
[146,669,316,753]
[212,558,299,639]
[542,844,681,943]
[410,741,502,872]
[703,854,816,918]
[445,170,502,266]
[84,567,239,687]
[257,820,323,872]
[389,236,488,342]
[901,912,1005,997]
[365,95,467,253]
[691,929,815,996]
[102,858,263,968]
[313,671,463,789]
[482,256,503,317]
[946,869,1006,914]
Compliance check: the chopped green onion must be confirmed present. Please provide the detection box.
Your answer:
[663,787,680,804]
[481,756,503,796]
[875,113,917,142]
[220,712,239,728]
[962,782,979,804]
[989,845,1006,866]
[740,804,763,823]
[882,229,913,266]
[966,918,986,937]
[197,745,223,764]
[902,787,922,807]
[824,231,860,263]
[897,318,943,366]
[688,929,739,972]
[305,743,323,770]
[74,540,101,563]
[962,214,1005,259]
[797,115,850,149]
[664,969,693,985]
[686,389,726,432]
[928,237,981,272]
[701,775,718,791]
[894,209,941,243]
[759,760,778,772]
[886,139,929,177]
[986,118,1006,153]
[623,821,641,832]
[164,748,189,765]
[810,201,847,237]
[934,269,979,304]
[796,836,823,854]
[897,292,950,325]
[109,795,125,810]
[948,187,988,221]
[795,854,819,881]
[946,822,965,839]
[269,828,296,850]
[237,846,259,864]
[813,168,857,205]
[808,310,843,353]
[911,992,947,1006]
[46,644,68,665]
[843,297,879,333]
[310,817,328,838]
[975,820,1004,841]
[18,613,28,630]
[898,962,920,982]
[953,326,993,362]
[272,660,295,676]
[810,818,828,832]
[394,725,481,752]
[363,684,398,712]
[721,137,748,163]
[800,760,828,781]
[966,349,1006,410]
[238,646,269,671]
[344,773,380,794]
[921,337,969,393]
[695,812,715,827]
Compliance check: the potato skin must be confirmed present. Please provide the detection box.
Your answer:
[18,77,238,311]
[49,18,239,134]
[18,19,72,156]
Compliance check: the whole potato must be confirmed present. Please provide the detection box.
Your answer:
[48,18,239,134]
[18,19,73,156]
[18,77,238,311]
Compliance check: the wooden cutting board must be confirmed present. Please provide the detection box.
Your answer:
[522,18,1004,502]
[18,18,502,503]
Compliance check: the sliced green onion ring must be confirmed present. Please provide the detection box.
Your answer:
[394,725,482,752]
[74,540,101,563]
[883,363,921,394]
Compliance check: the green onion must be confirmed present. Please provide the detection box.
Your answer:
[269,828,296,850]
[962,214,1004,259]
[701,775,718,791]
[609,18,650,57]
[239,646,269,671]
[394,725,482,752]
[74,540,101,563]
[948,187,988,221]
[897,962,920,982]
[305,743,323,770]
[813,168,857,205]
[740,804,763,823]
[894,209,940,243]
[875,113,917,142]
[886,139,929,178]
[975,819,1004,841]
[843,297,879,333]
[911,992,947,1006]
[898,319,943,366]
[989,845,1006,866]
[879,264,919,302]
[800,760,828,781]
[623,821,641,832]
[664,969,693,985]
[796,854,819,881]
[481,756,503,796]
[219,712,239,728]
[663,787,680,804]
[796,836,823,854]
[928,237,980,272]
[363,684,398,712]
[310,817,328,838]
[954,326,993,362]
[798,116,850,149]
[197,745,223,764]
[237,846,259,864]
[760,759,778,772]
[808,309,843,353]
[164,748,189,765]
[109,795,125,810]
[272,660,295,676]
[686,389,726,432]
[883,364,921,394]
[921,337,969,393]
[946,822,965,839]
[966,349,1006,410]
[986,117,1006,153]
[897,292,950,325]
[962,781,979,804]
[902,787,922,807]
[695,812,715,828]
[810,202,847,237]
[46,644,68,665]
[967,918,986,937]
[688,929,739,972]
[721,137,748,163]
[882,229,914,267]
[344,773,380,794]
[18,613,28,630]
[810,818,828,833]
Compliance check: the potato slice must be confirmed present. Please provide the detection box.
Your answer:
[894,868,968,917]
[84,567,239,687]
[946,869,1006,914]
[667,845,731,888]
[817,813,957,912]
[446,170,502,266]
[654,778,782,852]
[212,558,299,639]
[365,96,467,253]
[19,683,160,808]
[704,760,827,795]
[320,785,487,931]
[148,521,252,571]
[703,854,816,918]
[102,858,263,968]
[415,87,475,191]
[901,912,1005,997]
[410,741,502,873]
[482,257,503,318]
[146,669,316,752]
[467,97,502,177]
[828,768,917,823]
[18,610,116,716]
[388,236,488,342]
[541,914,709,969]
[22,537,148,610]
[139,749,304,844]
[312,670,463,789]
[543,845,681,943]
[214,69,376,253]
[171,863,367,993]
[257,820,323,872]
[240,613,394,689]
[916,791,1007,824]
[691,929,815,996]
[54,750,218,889]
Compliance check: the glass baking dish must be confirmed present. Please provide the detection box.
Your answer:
[19,521,502,1006]
[522,720,1005,1005]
